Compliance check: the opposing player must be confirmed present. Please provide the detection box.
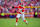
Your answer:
[15,3,28,26]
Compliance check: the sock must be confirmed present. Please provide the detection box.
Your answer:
[24,20,26,22]
[24,20,28,23]
[26,21,28,23]
[16,17,18,23]
[16,22,17,25]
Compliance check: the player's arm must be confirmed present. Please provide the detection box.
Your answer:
[19,8,24,14]
[19,11,24,14]
[21,8,25,14]
[21,7,25,14]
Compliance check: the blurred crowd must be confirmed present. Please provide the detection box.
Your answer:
[0,0,40,13]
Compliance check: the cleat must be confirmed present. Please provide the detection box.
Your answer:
[26,23,28,25]
[15,24,17,26]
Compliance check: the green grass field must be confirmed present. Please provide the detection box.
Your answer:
[0,18,40,27]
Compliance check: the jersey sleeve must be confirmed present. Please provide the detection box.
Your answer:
[18,6,22,9]
[22,7,25,12]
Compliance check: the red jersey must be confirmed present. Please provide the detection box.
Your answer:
[18,6,25,14]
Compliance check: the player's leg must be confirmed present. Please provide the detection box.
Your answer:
[15,13,21,26]
[16,17,18,26]
[21,14,28,24]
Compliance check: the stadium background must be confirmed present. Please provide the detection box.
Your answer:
[0,0,40,27]
[0,0,40,18]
